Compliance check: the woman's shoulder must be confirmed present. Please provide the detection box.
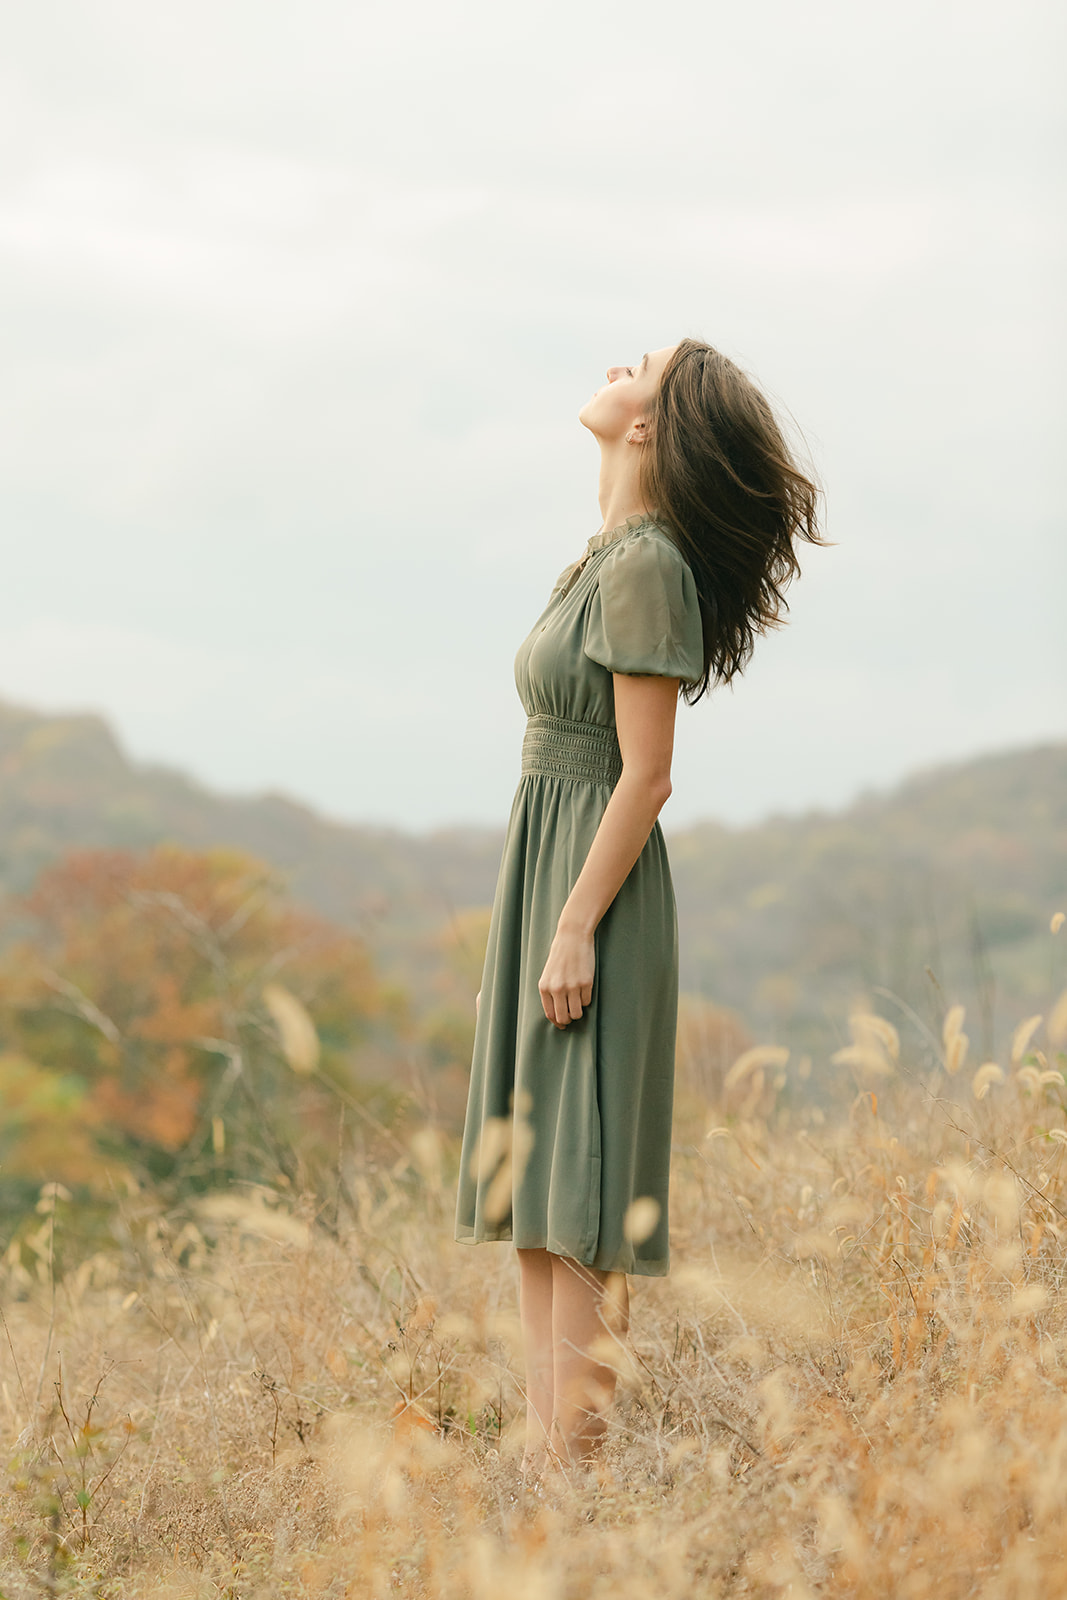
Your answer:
[584,515,704,681]
[603,517,693,578]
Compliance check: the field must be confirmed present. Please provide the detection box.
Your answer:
[4,962,1067,1599]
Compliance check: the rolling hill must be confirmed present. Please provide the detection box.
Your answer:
[1,697,1063,1063]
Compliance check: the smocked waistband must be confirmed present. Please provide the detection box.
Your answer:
[521,713,623,785]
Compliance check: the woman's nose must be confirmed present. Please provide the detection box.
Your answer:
[606,366,626,382]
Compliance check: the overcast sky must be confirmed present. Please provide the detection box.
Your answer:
[1,0,1063,831]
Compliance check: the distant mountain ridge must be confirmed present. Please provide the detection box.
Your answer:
[669,741,1067,1058]
[1,697,1064,1060]
[0,698,504,935]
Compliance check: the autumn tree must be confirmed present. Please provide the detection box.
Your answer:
[0,845,407,1212]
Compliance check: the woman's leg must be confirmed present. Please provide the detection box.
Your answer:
[516,1247,555,1476]
[548,1257,630,1469]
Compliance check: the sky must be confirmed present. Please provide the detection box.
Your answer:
[1,0,1063,831]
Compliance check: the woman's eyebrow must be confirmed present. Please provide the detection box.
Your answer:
[640,353,649,371]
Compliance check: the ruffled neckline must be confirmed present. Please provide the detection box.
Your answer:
[548,512,663,605]
[585,510,660,555]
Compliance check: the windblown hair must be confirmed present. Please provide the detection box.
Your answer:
[640,338,824,702]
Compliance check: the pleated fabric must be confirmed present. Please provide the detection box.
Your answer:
[453,513,703,1276]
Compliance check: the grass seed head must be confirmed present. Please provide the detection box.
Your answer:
[943,1003,966,1047]
[851,1011,901,1061]
[832,1043,893,1076]
[723,1043,790,1090]
[943,1005,970,1074]
[972,1062,1005,1100]
[262,982,320,1075]
[623,1195,661,1244]
[1012,1014,1044,1062]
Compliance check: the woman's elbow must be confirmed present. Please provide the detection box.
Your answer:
[650,774,673,812]
[622,767,672,812]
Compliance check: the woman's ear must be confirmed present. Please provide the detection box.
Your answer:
[625,418,650,446]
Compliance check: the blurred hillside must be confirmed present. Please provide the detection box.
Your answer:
[1,697,1064,1065]
[672,743,1067,1061]
[0,699,502,943]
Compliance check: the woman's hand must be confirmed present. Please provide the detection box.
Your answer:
[539,922,595,1029]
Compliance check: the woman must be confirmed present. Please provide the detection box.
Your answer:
[454,338,822,1482]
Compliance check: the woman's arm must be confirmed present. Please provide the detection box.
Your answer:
[538,673,679,1028]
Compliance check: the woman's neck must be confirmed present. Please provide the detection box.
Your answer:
[595,439,653,533]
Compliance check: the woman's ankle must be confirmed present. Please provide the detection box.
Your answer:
[548,1415,607,1472]
[520,1444,547,1478]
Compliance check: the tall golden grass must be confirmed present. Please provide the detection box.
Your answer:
[3,967,1067,1597]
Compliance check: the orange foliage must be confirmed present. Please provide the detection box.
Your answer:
[0,1052,104,1186]
[0,845,399,1188]
[92,1049,202,1151]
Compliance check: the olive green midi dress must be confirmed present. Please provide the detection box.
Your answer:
[453,512,704,1277]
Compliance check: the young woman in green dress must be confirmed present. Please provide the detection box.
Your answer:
[454,338,822,1482]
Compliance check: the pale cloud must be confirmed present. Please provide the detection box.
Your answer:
[0,0,1062,830]
[0,154,489,330]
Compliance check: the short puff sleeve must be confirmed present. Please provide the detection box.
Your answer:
[583,534,704,683]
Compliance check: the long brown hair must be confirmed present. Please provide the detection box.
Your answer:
[640,338,824,702]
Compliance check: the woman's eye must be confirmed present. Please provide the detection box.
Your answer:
[626,366,635,377]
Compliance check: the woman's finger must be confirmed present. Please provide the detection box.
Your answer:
[546,986,570,1028]
[540,978,591,1028]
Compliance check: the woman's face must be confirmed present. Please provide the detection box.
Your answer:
[578,344,677,442]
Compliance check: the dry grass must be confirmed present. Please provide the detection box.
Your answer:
[3,998,1067,1598]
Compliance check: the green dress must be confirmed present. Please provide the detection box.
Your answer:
[453,512,705,1277]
